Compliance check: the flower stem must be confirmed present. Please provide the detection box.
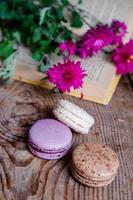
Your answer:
[127,74,133,90]
[68,2,93,28]
[79,15,93,28]
[77,7,101,24]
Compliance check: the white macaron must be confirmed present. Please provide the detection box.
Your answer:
[53,99,94,134]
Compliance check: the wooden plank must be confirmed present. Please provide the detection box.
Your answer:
[0,78,133,200]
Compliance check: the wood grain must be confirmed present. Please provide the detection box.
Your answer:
[0,78,133,200]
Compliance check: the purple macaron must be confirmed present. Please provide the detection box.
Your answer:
[28,119,72,160]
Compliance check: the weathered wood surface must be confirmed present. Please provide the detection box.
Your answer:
[0,78,133,200]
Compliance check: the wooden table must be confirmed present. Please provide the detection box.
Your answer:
[0,78,133,200]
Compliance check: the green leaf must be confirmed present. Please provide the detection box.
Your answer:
[26,37,32,47]
[55,34,63,43]
[71,12,83,28]
[56,6,64,20]
[54,47,60,55]
[32,51,44,62]
[0,2,9,19]
[0,52,17,82]
[26,1,37,12]
[23,14,35,28]
[8,11,18,20]
[49,23,58,37]
[62,29,72,40]
[32,28,42,43]
[62,0,69,6]
[12,0,26,4]
[42,29,50,38]
[39,7,50,25]
[39,63,51,73]
[78,0,82,4]
[0,40,15,59]
[45,9,56,21]
[41,0,55,6]
[0,0,81,58]
[39,40,51,53]
[13,32,21,43]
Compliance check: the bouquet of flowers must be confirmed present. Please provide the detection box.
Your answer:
[0,0,133,92]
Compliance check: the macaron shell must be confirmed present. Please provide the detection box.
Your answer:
[72,143,119,180]
[54,106,93,127]
[53,100,94,134]
[59,100,94,123]
[53,109,90,134]
[29,119,72,150]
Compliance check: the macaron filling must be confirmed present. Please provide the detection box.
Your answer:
[71,167,117,187]
[29,141,72,154]
[71,160,117,181]
[71,163,117,183]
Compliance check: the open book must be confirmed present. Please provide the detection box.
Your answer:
[14,0,133,105]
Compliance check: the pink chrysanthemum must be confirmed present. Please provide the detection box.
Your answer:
[47,59,86,92]
[77,24,113,58]
[111,20,127,44]
[112,40,133,74]
[59,41,76,56]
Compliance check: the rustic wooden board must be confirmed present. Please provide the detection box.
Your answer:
[0,78,133,200]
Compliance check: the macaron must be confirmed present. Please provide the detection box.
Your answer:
[28,119,72,160]
[53,99,94,134]
[71,143,119,187]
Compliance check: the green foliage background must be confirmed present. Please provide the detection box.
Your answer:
[0,0,83,60]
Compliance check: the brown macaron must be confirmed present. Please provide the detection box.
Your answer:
[71,143,119,187]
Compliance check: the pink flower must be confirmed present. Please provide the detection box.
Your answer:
[77,24,113,58]
[47,59,86,92]
[59,41,76,56]
[112,40,133,74]
[111,20,127,44]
